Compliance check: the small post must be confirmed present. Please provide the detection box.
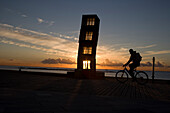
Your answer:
[152,57,155,83]
[19,67,21,72]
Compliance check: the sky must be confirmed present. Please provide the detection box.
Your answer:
[0,0,170,71]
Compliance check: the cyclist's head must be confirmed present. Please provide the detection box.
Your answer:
[129,49,134,54]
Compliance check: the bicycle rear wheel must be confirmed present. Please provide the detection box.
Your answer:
[115,70,128,83]
[135,71,148,85]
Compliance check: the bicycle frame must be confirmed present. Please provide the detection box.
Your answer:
[116,66,148,85]
[123,66,137,77]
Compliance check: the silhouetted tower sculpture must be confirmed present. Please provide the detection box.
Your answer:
[77,15,100,71]
[72,14,104,79]
[67,14,104,79]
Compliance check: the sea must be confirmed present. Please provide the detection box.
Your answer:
[0,65,170,80]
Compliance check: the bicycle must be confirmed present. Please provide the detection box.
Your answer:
[115,66,148,85]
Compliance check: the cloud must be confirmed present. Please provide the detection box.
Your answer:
[99,59,167,68]
[5,8,28,18]
[137,44,156,49]
[140,61,165,67]
[144,50,170,55]
[37,18,44,23]
[99,59,123,66]
[120,47,128,51]
[9,59,14,61]
[48,21,55,26]
[21,14,27,18]
[0,39,67,55]
[49,32,78,41]
[37,18,55,26]
[156,61,164,67]
[41,58,75,64]
[0,23,78,58]
[96,45,129,64]
[140,62,152,67]
[0,23,14,29]
[5,8,52,25]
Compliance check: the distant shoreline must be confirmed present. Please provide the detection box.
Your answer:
[0,65,170,80]
[0,65,170,72]
[0,69,170,84]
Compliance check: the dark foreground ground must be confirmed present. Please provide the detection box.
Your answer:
[0,70,170,113]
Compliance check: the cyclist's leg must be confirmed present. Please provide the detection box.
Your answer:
[129,63,135,79]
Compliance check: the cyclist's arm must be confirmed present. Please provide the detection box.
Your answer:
[124,56,132,66]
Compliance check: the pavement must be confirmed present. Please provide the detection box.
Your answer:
[0,70,170,113]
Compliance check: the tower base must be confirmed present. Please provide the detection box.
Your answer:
[67,69,105,79]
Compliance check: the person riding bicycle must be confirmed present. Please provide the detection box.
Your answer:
[123,49,142,80]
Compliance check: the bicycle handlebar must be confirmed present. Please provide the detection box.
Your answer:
[122,66,127,70]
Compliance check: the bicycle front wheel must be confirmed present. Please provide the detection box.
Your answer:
[135,71,148,85]
[115,70,128,83]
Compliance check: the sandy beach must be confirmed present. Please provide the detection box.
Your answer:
[0,69,170,113]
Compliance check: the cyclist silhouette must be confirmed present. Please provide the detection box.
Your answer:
[123,49,142,80]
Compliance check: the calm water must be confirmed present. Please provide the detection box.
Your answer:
[0,65,170,80]
[105,71,170,80]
